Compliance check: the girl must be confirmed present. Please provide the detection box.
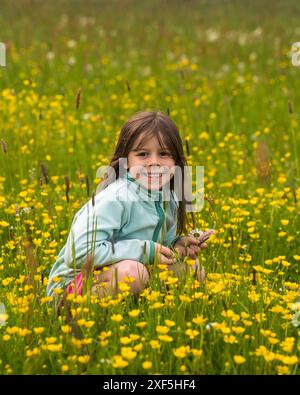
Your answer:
[46,111,208,308]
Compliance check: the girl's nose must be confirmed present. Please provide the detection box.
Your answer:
[148,153,160,165]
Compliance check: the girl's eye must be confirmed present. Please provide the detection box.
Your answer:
[138,152,148,157]
[160,152,170,156]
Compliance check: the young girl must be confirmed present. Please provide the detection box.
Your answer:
[46,110,208,308]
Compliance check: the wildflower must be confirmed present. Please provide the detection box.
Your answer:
[173,345,190,359]
[156,326,169,335]
[185,329,199,339]
[61,365,69,373]
[158,335,173,342]
[33,327,45,334]
[61,325,72,334]
[112,355,128,368]
[149,340,160,349]
[121,347,137,361]
[234,355,246,364]
[128,309,140,318]
[280,337,295,353]
[192,315,207,325]
[133,343,143,352]
[277,365,289,375]
[120,336,132,345]
[224,335,238,344]
[46,344,62,352]
[136,321,147,328]
[142,361,152,369]
[78,355,90,364]
[191,349,203,357]
[111,314,123,322]
[165,319,175,327]
[282,356,298,365]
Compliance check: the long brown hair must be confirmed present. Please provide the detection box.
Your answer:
[97,110,193,235]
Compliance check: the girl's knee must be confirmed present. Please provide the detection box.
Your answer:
[93,260,149,296]
[118,260,149,292]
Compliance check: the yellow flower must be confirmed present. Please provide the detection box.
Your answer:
[191,349,203,357]
[156,325,169,335]
[280,219,289,226]
[233,355,246,364]
[112,355,128,368]
[111,314,123,322]
[232,326,245,334]
[165,319,175,327]
[33,327,45,334]
[150,302,164,309]
[173,345,190,359]
[224,335,238,344]
[277,365,289,375]
[46,337,57,344]
[61,325,72,334]
[280,337,295,353]
[121,347,137,361]
[282,356,298,365]
[46,344,62,352]
[120,336,132,345]
[136,321,147,328]
[149,340,160,349]
[142,361,152,369]
[78,355,90,364]
[61,365,69,372]
[192,315,207,325]
[185,329,199,339]
[158,335,173,342]
[133,343,143,352]
[128,309,140,318]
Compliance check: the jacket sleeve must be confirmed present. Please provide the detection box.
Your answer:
[63,197,155,269]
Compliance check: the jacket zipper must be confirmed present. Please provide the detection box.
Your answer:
[152,199,165,242]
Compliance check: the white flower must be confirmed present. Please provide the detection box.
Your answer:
[206,322,218,331]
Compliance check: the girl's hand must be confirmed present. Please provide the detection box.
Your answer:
[154,242,176,265]
[173,236,207,259]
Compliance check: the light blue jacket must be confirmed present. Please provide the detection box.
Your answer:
[46,170,182,300]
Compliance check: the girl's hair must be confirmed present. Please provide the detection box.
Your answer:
[98,110,193,235]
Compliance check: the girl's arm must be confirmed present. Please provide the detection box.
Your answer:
[63,197,155,270]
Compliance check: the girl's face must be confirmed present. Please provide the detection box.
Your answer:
[127,134,176,190]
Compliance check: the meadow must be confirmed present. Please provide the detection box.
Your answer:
[0,0,299,374]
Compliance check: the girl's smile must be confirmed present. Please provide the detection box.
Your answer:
[127,134,176,190]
